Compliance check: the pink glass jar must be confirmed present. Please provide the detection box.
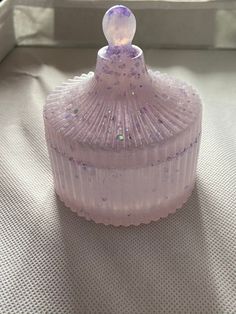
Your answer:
[44,5,202,226]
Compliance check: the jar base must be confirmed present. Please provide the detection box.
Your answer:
[56,182,195,227]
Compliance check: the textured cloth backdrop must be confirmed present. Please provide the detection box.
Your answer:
[0,47,236,313]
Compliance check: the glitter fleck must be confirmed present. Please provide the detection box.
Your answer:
[64,114,71,119]
[116,134,124,141]
[81,163,87,170]
[131,91,135,96]
[140,107,147,114]
[162,93,169,99]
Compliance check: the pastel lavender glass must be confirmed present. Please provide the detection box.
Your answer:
[44,5,202,226]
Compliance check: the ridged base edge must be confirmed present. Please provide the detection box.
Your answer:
[56,183,195,227]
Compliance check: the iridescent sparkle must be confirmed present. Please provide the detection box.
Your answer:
[116,134,124,141]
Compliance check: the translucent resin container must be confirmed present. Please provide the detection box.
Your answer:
[44,5,202,226]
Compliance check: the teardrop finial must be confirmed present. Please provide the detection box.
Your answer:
[102,5,136,47]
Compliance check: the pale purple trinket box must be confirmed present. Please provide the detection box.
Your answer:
[44,5,202,226]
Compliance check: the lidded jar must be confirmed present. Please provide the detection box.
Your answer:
[44,5,202,226]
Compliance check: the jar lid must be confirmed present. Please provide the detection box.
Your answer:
[44,5,201,168]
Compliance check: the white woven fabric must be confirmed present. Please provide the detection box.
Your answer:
[0,47,236,313]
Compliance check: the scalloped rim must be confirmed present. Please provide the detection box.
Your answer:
[56,183,194,227]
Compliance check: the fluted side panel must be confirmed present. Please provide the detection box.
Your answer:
[46,120,201,226]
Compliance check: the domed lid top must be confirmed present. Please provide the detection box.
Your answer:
[44,5,201,151]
